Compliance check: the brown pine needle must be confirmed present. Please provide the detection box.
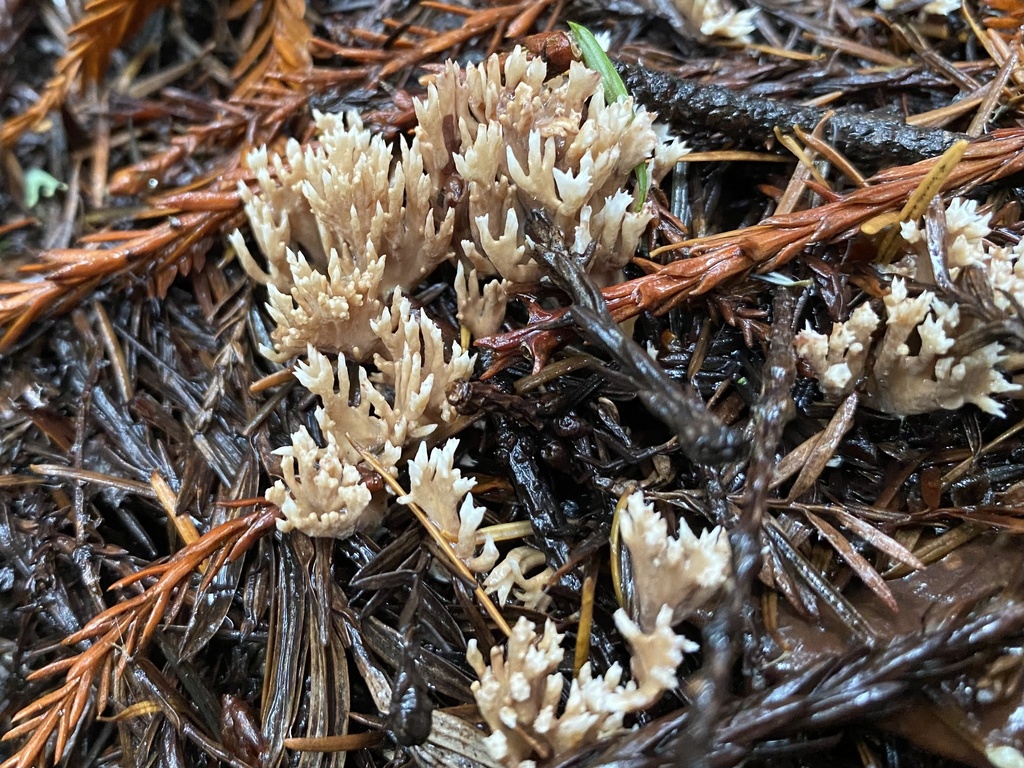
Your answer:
[284,732,385,752]
[803,510,898,612]
[480,128,1024,371]
[228,0,312,95]
[249,367,296,394]
[1,509,278,768]
[0,0,173,147]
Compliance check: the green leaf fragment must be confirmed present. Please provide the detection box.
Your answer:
[567,22,628,103]
[567,21,648,210]
[23,168,67,209]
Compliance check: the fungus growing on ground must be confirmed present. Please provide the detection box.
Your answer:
[398,440,499,574]
[234,46,706,761]
[482,545,556,611]
[672,0,759,38]
[619,489,732,630]
[233,45,686,540]
[467,610,694,768]
[795,197,1022,417]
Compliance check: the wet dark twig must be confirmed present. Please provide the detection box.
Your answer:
[547,592,1024,768]
[615,61,965,168]
[524,210,742,465]
[674,290,797,767]
[493,413,580,591]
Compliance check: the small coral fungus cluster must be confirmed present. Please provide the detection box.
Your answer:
[231,45,726,766]
[795,198,1023,416]
[468,490,730,768]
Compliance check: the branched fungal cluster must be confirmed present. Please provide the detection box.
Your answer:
[672,0,759,38]
[233,46,684,540]
[13,4,1024,768]
[467,609,694,768]
[796,198,1023,416]
[467,489,731,767]
[233,46,717,767]
[620,490,731,631]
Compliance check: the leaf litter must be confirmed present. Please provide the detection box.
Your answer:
[2,2,1024,768]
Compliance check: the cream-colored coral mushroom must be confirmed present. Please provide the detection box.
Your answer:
[869,280,1019,416]
[610,606,697,708]
[482,546,555,611]
[672,0,758,38]
[260,287,476,541]
[240,48,695,537]
[619,490,731,631]
[230,222,387,362]
[455,261,508,338]
[292,292,473,459]
[235,46,689,367]
[988,241,1024,315]
[293,346,396,460]
[268,345,403,537]
[416,47,688,287]
[231,144,320,284]
[467,617,576,768]
[797,281,1020,416]
[898,197,992,275]
[302,113,453,292]
[397,440,498,573]
[898,197,1024,315]
[269,427,399,538]
[371,290,475,428]
[466,612,690,768]
[794,302,880,396]
[797,197,1024,417]
[231,112,453,363]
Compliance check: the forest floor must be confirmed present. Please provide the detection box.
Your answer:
[2,1,1024,768]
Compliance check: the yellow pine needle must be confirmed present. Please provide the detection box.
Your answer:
[876,139,969,264]
[860,211,903,236]
[150,471,200,548]
[573,559,598,676]
[883,523,983,579]
[96,700,162,722]
[680,151,792,163]
[774,127,831,188]
[609,487,634,610]
[475,520,534,544]
[743,43,825,61]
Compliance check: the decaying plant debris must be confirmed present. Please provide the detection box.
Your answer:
[4,1,1024,768]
